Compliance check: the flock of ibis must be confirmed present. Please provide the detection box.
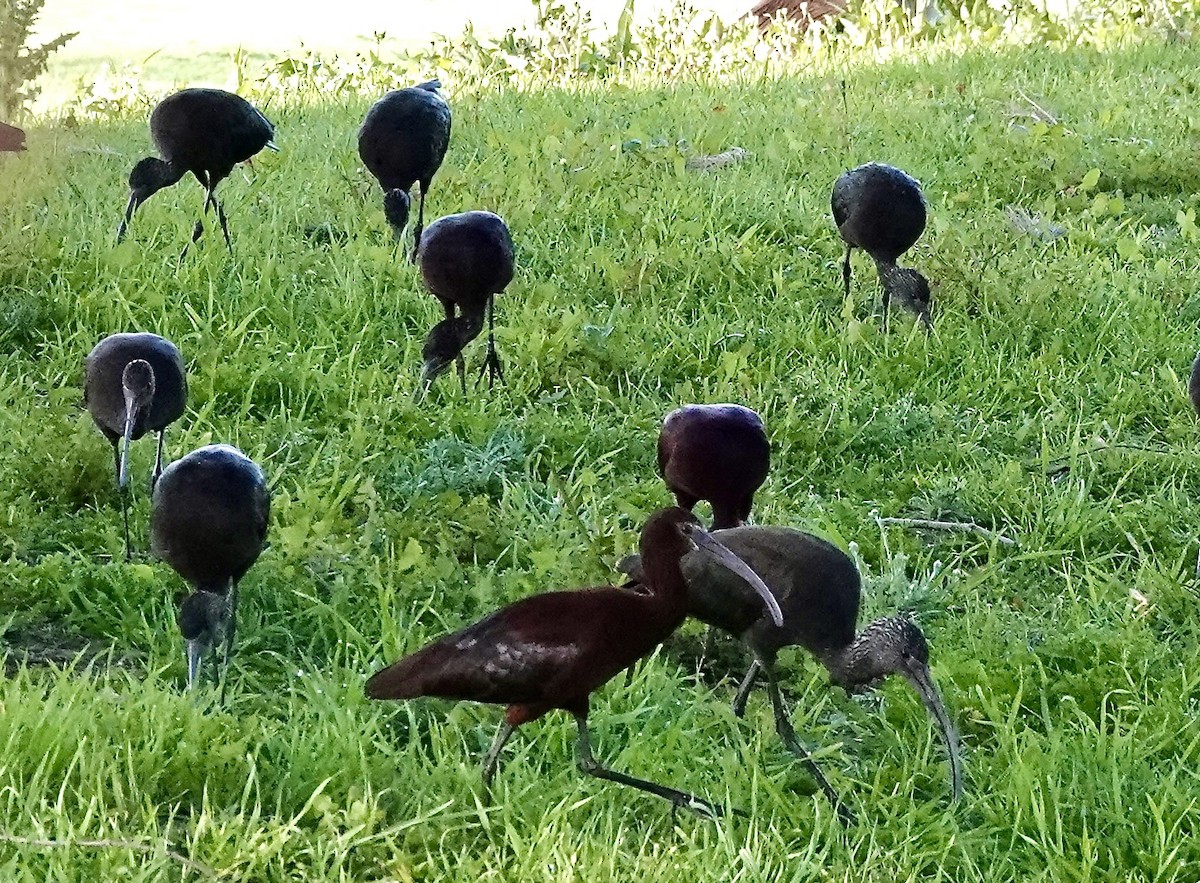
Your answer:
[5,77,962,825]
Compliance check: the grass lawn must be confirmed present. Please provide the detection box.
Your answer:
[2,29,1200,882]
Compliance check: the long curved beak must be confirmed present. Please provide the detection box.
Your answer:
[186,638,204,690]
[118,389,136,489]
[904,663,963,801]
[686,525,783,627]
[117,193,139,243]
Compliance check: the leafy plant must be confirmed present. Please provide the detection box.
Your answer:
[0,0,75,118]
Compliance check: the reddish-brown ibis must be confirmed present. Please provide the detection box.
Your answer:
[658,404,769,530]
[619,525,963,813]
[415,210,514,396]
[151,444,269,699]
[117,88,276,256]
[84,332,187,560]
[1188,351,1200,416]
[832,162,932,331]
[358,80,451,257]
[0,122,26,151]
[366,507,783,818]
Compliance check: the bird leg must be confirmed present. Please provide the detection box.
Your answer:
[113,441,132,562]
[410,186,426,264]
[573,715,736,820]
[842,244,853,301]
[731,659,761,718]
[151,429,166,492]
[179,171,216,261]
[481,721,516,794]
[760,661,855,827]
[218,579,239,706]
[476,294,505,390]
[213,195,233,254]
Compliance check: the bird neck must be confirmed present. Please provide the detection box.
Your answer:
[152,158,187,192]
[636,550,691,629]
[822,629,882,690]
[873,257,903,287]
[452,309,486,347]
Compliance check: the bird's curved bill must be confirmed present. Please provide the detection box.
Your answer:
[186,638,204,690]
[685,525,783,627]
[414,360,449,400]
[116,193,140,243]
[119,394,136,489]
[904,663,963,801]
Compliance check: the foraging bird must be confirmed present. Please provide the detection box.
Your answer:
[366,507,783,818]
[832,162,932,330]
[1188,351,1200,416]
[618,525,963,811]
[117,88,276,256]
[416,210,514,395]
[84,332,187,560]
[658,404,770,530]
[358,81,451,257]
[151,444,269,698]
[0,122,26,151]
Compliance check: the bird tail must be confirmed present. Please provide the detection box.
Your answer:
[416,79,442,93]
[365,654,425,699]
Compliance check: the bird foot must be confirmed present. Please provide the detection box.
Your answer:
[476,348,505,390]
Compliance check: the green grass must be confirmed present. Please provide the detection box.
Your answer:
[2,33,1200,881]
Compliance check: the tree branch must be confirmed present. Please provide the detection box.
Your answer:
[876,516,1017,546]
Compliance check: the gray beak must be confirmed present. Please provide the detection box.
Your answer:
[685,525,783,627]
[117,193,139,243]
[119,390,136,489]
[904,663,963,801]
[186,638,204,690]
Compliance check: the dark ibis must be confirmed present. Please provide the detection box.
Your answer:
[415,210,514,395]
[1189,350,1200,416]
[618,525,963,810]
[151,444,269,699]
[117,88,276,256]
[832,162,932,330]
[0,122,26,151]
[84,332,187,560]
[358,80,451,257]
[366,507,783,818]
[658,404,769,530]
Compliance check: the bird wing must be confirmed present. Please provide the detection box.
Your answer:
[365,588,647,704]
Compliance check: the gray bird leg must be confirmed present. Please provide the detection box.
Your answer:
[113,441,132,562]
[573,715,739,820]
[151,429,166,492]
[481,720,516,793]
[731,659,761,718]
[477,294,504,390]
[842,244,853,300]
[760,661,855,826]
[411,186,426,264]
[213,196,232,254]
[218,579,239,706]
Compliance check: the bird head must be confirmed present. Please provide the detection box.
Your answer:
[415,311,486,398]
[636,508,783,628]
[383,189,411,239]
[118,157,179,242]
[128,157,174,201]
[887,268,933,330]
[415,319,463,396]
[837,615,963,800]
[118,359,156,489]
[177,590,231,690]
